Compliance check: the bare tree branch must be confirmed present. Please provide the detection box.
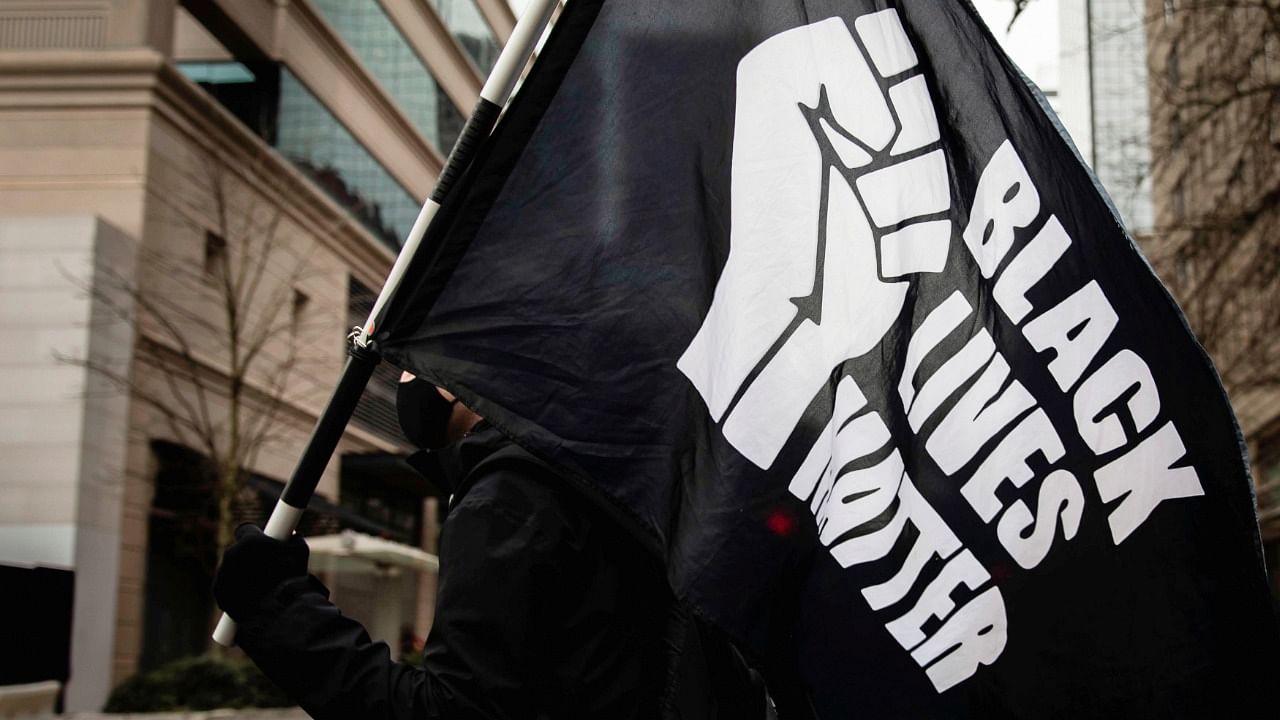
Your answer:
[60,151,331,651]
[1006,0,1280,531]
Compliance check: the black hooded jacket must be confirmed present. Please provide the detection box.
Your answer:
[232,424,766,719]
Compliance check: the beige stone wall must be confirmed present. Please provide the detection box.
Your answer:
[0,0,517,704]
[0,52,154,237]
[1144,0,1280,536]
[104,61,409,680]
[0,215,138,710]
[0,41,403,709]
[0,0,174,53]
[0,217,131,554]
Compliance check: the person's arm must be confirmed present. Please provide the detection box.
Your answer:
[215,479,565,720]
[231,573,440,720]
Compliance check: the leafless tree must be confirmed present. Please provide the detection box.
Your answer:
[1144,0,1279,533]
[1007,0,1280,532]
[64,154,331,593]
[1145,0,1280,390]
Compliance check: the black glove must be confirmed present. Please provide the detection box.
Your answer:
[213,524,310,620]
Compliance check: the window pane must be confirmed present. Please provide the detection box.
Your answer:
[177,60,280,140]
[178,61,256,84]
[276,70,420,249]
[426,0,501,74]
[310,0,464,154]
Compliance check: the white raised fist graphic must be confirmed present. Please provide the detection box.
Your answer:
[679,11,951,469]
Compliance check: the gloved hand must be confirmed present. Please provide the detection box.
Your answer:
[213,524,310,620]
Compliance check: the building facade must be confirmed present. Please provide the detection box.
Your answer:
[0,0,513,710]
[1143,0,1280,604]
[1059,0,1155,233]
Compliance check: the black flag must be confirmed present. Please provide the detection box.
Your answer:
[376,0,1280,715]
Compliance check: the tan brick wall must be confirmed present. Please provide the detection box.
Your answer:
[0,0,500,703]
[1145,0,1280,535]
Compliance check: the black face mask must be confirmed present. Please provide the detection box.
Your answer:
[396,378,458,450]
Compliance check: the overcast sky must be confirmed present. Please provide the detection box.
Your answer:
[971,0,1061,92]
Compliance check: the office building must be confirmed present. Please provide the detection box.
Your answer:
[1059,0,1155,233]
[1144,0,1280,588]
[0,0,513,710]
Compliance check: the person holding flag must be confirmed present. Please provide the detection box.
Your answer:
[217,0,1280,716]
[213,374,772,719]
[364,0,1280,715]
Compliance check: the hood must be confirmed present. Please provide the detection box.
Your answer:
[404,420,503,499]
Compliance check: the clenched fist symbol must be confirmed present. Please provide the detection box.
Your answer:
[679,11,951,469]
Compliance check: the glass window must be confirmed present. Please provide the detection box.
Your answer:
[178,61,280,140]
[426,0,501,74]
[309,0,464,154]
[276,70,420,249]
[1087,0,1154,232]
[179,61,255,84]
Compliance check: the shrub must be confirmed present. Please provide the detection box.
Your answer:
[104,654,292,713]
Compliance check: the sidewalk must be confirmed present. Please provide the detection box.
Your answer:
[27,711,308,720]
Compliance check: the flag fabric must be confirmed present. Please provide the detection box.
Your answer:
[375,0,1280,715]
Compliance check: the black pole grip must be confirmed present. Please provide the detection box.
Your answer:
[280,344,381,508]
[430,98,503,204]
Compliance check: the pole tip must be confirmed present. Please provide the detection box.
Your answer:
[212,613,237,647]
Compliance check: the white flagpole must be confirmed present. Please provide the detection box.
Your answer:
[354,0,560,348]
[213,0,562,648]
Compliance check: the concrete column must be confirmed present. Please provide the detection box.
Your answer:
[413,497,441,642]
[106,0,178,53]
[0,215,138,711]
[369,571,403,660]
[1058,0,1094,164]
